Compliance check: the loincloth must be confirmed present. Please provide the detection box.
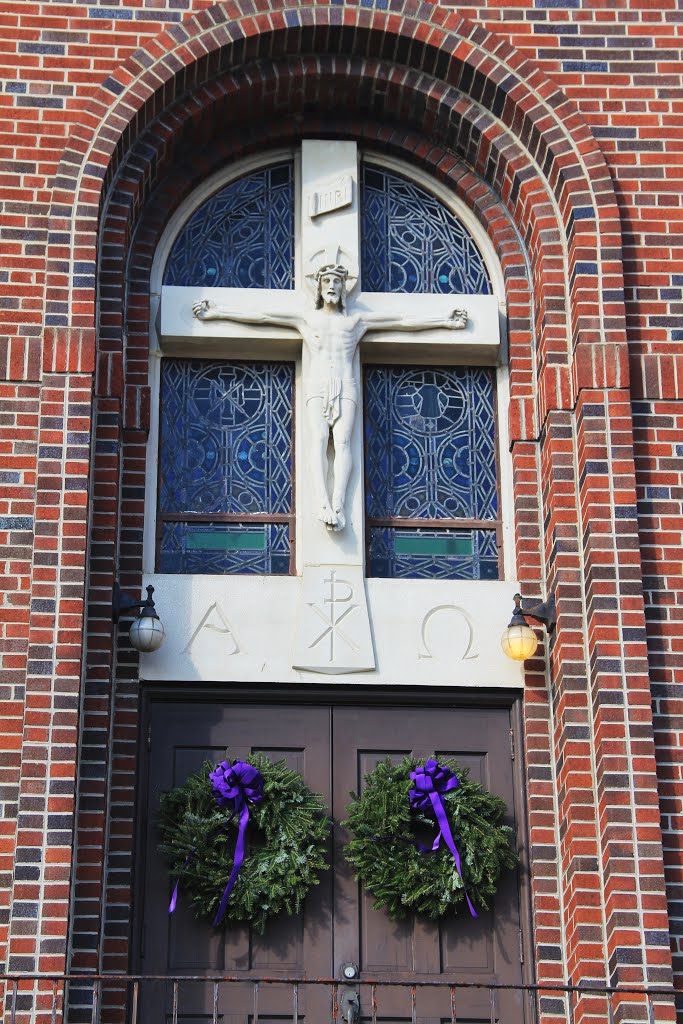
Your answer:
[306,377,359,426]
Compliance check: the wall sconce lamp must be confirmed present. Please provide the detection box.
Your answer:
[501,592,556,661]
[113,583,166,653]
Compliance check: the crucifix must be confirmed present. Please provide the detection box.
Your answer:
[193,268,467,532]
[160,141,500,673]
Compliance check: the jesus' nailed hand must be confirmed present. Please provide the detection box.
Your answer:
[192,265,468,533]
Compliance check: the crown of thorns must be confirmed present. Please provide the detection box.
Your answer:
[315,264,349,281]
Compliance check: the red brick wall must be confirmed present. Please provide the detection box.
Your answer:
[0,2,681,1021]
[633,392,683,1008]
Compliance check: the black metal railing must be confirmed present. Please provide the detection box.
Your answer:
[0,973,677,1024]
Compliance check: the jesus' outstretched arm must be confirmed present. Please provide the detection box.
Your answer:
[359,308,468,332]
[192,298,305,331]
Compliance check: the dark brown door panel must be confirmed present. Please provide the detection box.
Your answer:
[139,699,524,1023]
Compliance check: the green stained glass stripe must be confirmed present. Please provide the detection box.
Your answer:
[394,535,473,556]
[185,530,266,551]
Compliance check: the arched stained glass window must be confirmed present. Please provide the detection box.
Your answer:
[364,366,499,580]
[360,168,499,581]
[158,360,294,575]
[157,151,500,579]
[163,162,295,289]
[159,162,297,575]
[360,166,492,295]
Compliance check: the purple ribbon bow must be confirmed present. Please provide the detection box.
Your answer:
[409,759,477,918]
[168,759,264,926]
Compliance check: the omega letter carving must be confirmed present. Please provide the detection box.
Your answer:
[418,604,478,662]
[193,260,467,533]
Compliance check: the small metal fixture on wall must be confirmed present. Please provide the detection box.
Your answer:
[500,592,556,662]
[113,583,166,653]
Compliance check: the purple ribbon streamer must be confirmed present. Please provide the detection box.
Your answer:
[168,809,238,915]
[168,759,263,925]
[209,759,264,926]
[168,849,195,913]
[409,759,477,918]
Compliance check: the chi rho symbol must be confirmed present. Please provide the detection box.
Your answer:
[307,571,360,662]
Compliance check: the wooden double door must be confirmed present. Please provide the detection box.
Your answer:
[138,699,526,1022]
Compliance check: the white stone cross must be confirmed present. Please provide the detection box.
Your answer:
[159,141,500,672]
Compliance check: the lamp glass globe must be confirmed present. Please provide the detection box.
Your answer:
[129,614,166,653]
[500,623,538,661]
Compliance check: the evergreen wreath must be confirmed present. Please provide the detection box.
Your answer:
[157,754,330,933]
[343,755,517,921]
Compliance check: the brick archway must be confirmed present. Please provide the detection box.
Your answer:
[49,1,624,382]
[12,6,672,1024]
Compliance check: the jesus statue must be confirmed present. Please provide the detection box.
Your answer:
[193,263,468,532]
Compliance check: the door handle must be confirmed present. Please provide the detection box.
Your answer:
[339,988,360,1024]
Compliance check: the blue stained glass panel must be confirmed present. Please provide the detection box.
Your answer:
[163,162,295,289]
[360,166,492,295]
[159,522,290,575]
[160,360,293,517]
[368,527,498,581]
[364,366,498,522]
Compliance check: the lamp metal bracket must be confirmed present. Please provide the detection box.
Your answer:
[519,592,556,634]
[113,582,158,623]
